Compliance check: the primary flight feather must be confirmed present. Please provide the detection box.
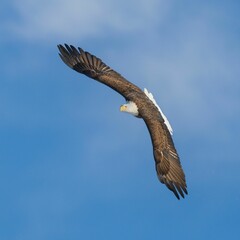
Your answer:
[58,44,188,199]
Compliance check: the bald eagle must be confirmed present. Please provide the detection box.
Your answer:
[58,44,188,199]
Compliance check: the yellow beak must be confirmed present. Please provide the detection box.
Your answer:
[120,105,127,112]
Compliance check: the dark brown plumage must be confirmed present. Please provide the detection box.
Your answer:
[58,44,188,199]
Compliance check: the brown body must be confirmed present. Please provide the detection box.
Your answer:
[58,44,188,199]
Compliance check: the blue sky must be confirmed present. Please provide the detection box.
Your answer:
[1,0,240,239]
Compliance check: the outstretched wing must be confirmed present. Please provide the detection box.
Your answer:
[143,113,188,199]
[58,44,142,99]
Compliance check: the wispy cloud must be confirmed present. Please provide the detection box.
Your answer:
[3,0,168,42]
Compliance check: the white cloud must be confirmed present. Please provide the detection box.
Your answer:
[5,0,168,42]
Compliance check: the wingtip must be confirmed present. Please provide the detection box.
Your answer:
[64,43,70,49]
[173,189,180,200]
[184,188,188,195]
[165,180,188,200]
[57,44,67,54]
[57,44,71,50]
[78,47,85,54]
[57,44,85,56]
[175,194,180,200]
[57,44,62,50]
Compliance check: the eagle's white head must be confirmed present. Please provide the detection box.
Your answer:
[120,101,139,117]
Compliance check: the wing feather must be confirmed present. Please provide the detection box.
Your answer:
[143,115,188,199]
[58,44,142,99]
